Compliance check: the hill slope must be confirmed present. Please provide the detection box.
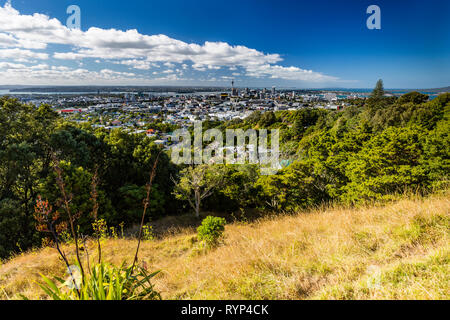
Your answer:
[1,193,449,300]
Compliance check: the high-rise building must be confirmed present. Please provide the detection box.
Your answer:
[231,80,238,96]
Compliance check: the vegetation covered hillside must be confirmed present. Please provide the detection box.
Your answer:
[0,83,449,300]
[1,90,448,260]
[1,192,448,300]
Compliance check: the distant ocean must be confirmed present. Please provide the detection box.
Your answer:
[309,88,442,95]
[0,90,115,95]
[0,90,223,96]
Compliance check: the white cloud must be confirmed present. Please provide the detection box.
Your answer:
[163,62,175,68]
[245,64,338,82]
[116,59,158,70]
[192,64,207,72]
[0,61,26,69]
[0,3,340,84]
[0,48,48,62]
[0,62,141,85]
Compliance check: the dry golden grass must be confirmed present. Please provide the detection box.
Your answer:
[1,192,449,300]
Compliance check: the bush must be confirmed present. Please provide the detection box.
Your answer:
[142,225,155,241]
[0,199,30,259]
[197,216,227,247]
[28,150,164,300]
[35,262,161,300]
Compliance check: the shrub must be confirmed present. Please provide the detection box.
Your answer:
[28,151,164,300]
[197,216,227,247]
[35,262,161,300]
[142,225,155,241]
[92,219,108,240]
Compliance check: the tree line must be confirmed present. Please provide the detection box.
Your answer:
[0,86,448,259]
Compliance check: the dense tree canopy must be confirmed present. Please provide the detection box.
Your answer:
[0,92,449,259]
[0,97,178,258]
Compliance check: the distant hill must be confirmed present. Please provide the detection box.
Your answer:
[8,86,229,94]
[0,85,35,90]
[425,86,450,92]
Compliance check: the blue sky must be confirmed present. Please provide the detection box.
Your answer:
[0,0,448,88]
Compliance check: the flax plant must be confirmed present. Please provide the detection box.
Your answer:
[30,151,163,300]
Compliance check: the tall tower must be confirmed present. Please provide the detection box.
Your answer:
[231,79,238,97]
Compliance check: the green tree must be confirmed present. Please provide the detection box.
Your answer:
[371,79,385,99]
[258,111,277,127]
[0,97,57,258]
[117,184,165,224]
[255,160,328,211]
[0,199,33,258]
[341,126,427,203]
[37,161,113,233]
[422,118,450,188]
[173,165,226,217]
[398,91,429,105]
[211,165,260,211]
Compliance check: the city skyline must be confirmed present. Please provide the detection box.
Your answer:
[0,0,448,88]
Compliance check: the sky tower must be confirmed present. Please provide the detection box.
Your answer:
[231,79,238,96]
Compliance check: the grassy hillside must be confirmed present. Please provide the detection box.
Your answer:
[0,192,448,300]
